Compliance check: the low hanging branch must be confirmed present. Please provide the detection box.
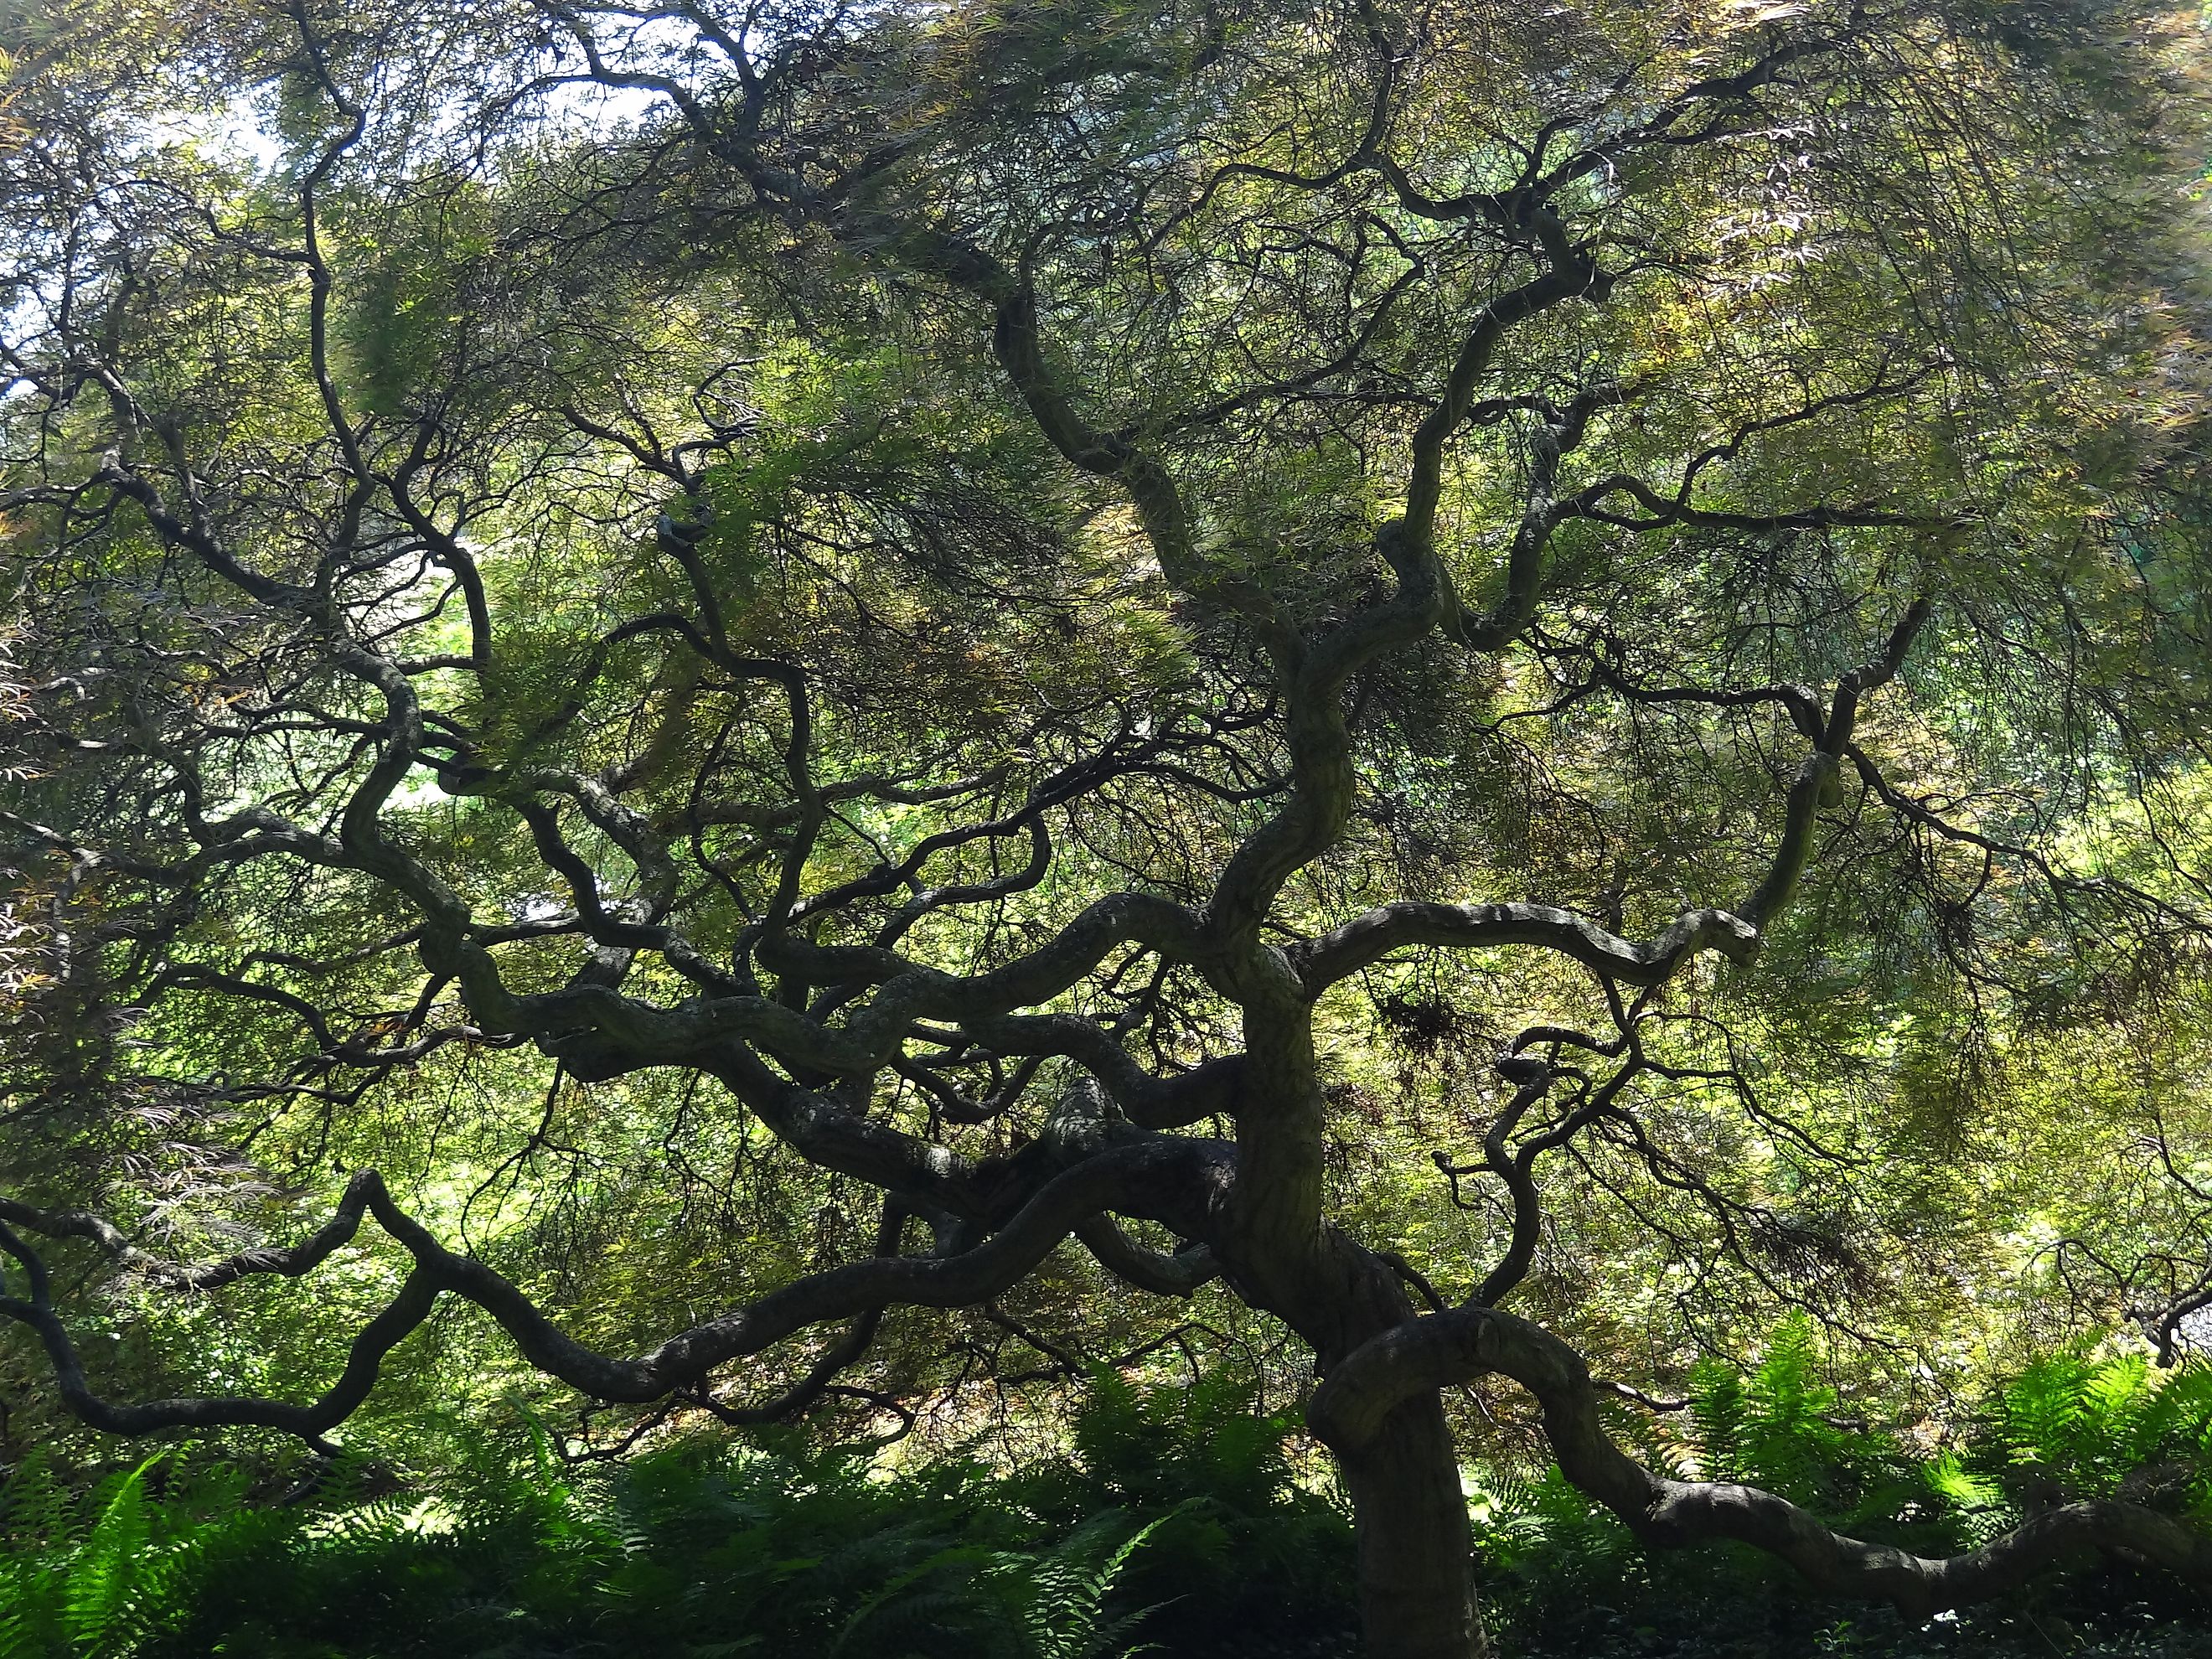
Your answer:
[1309,1303,2212,1621]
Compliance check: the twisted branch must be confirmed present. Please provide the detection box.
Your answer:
[0,1139,1229,1452]
[1310,1304,2212,1622]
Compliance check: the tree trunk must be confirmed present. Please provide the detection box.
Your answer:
[1333,1388,1490,1659]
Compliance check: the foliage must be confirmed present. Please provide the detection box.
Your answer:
[12,1350,2212,1659]
[0,1376,1347,1659]
[1982,1351,2212,1515]
[1476,1329,2212,1643]
[1016,1368,1355,1653]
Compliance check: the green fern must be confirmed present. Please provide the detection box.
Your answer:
[824,1542,997,1656]
[60,1456,158,1657]
[1687,1355,1749,1483]
[1984,1350,2212,1511]
[1014,1506,1185,1659]
[1996,1353,2095,1478]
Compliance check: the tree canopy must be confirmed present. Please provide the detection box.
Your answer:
[4,3,2212,1656]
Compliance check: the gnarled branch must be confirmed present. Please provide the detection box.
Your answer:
[1310,1304,2212,1621]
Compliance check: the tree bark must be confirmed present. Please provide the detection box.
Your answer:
[1288,1241,1491,1659]
[1334,1388,1490,1659]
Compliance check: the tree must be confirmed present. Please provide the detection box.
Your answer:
[4,2,2212,1654]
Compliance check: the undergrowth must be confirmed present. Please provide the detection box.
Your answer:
[1476,1320,2212,1654]
[6,1338,2212,1658]
[0,1371,1351,1659]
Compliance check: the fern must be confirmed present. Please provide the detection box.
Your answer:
[1014,1507,1185,1659]
[1996,1353,2094,1478]
[1687,1356,1749,1483]
[1921,1451,2015,1548]
[825,1542,998,1656]
[1981,1350,2212,1514]
[60,1456,158,1656]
